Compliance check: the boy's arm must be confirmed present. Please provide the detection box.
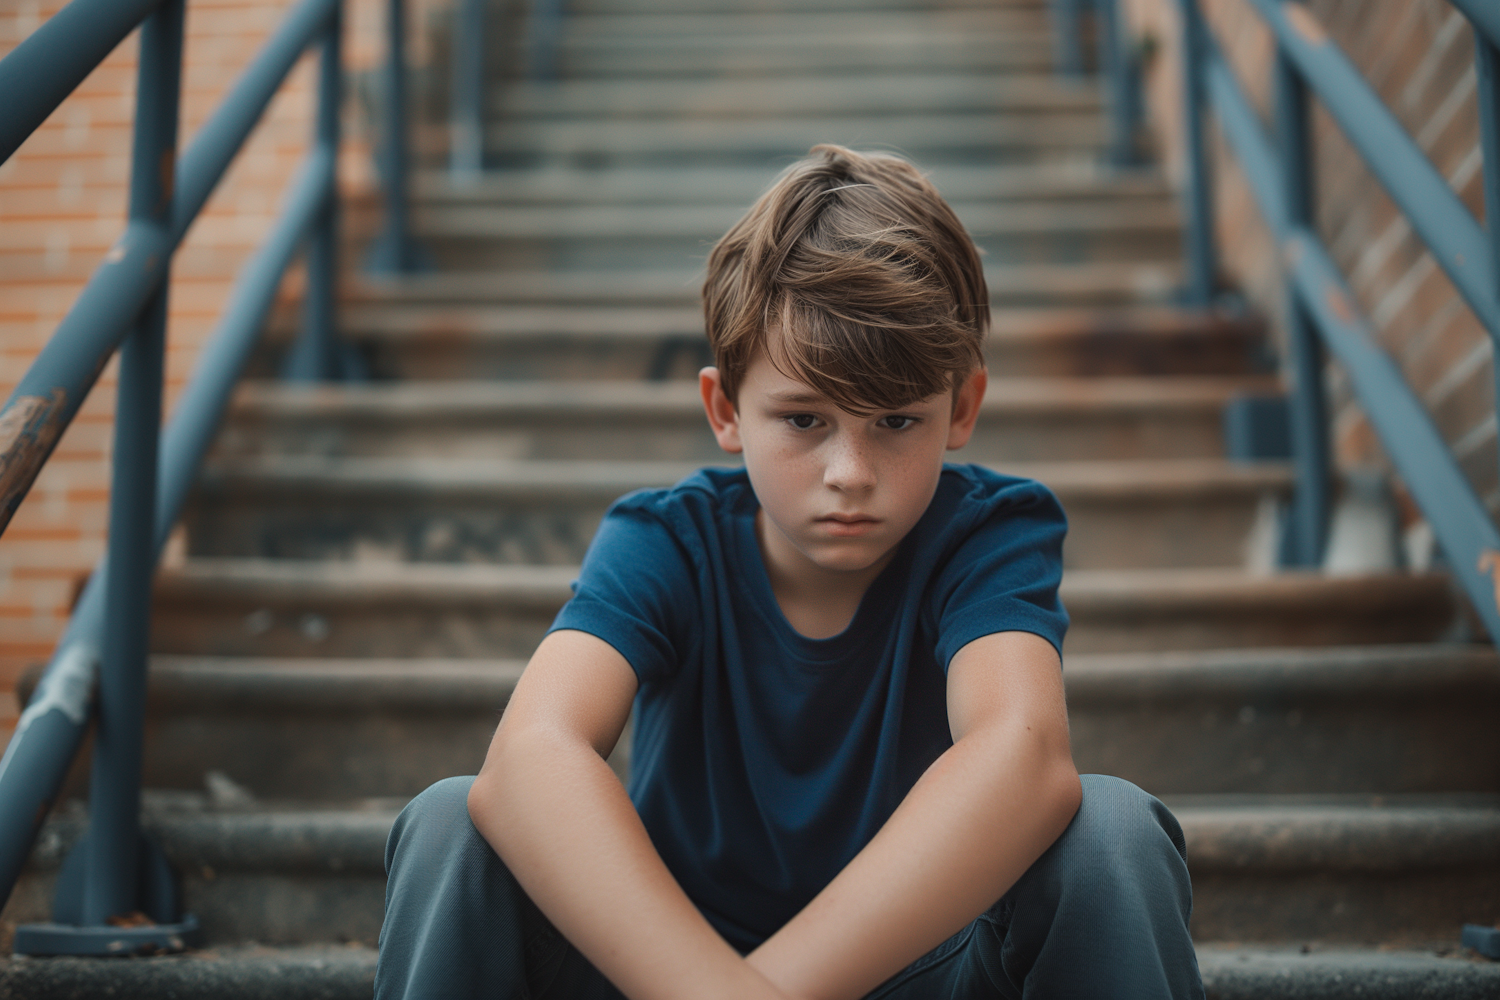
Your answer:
[467,628,792,1000]
[746,630,1081,1000]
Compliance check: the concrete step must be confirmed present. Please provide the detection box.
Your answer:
[490,72,1094,120]
[341,263,1182,310]
[548,10,1051,41]
[184,457,1291,571]
[565,0,1042,13]
[1068,644,1500,796]
[36,643,1490,803]
[414,162,1172,208]
[481,114,1106,169]
[218,376,1277,463]
[148,561,1456,658]
[5,944,1499,1000]
[0,944,379,999]
[417,198,1182,270]
[1176,794,1500,944]
[9,797,1500,950]
[261,305,1265,382]
[511,29,1059,79]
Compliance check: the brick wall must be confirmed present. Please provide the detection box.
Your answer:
[0,0,451,741]
[1125,0,1489,558]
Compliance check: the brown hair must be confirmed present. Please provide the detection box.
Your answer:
[703,145,988,415]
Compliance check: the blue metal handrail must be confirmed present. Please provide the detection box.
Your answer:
[1160,0,1500,639]
[0,0,416,954]
[1048,0,1146,167]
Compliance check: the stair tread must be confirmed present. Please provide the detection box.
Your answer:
[347,262,1183,306]
[492,72,1098,118]
[232,375,1279,418]
[4,944,1499,1000]
[156,559,1449,609]
[140,643,1500,710]
[417,199,1179,241]
[23,795,1500,874]
[414,162,1170,206]
[328,303,1256,342]
[197,456,1294,500]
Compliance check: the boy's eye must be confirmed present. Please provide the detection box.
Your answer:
[879,415,919,430]
[786,414,819,430]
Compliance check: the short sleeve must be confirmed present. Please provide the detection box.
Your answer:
[548,491,698,685]
[929,481,1069,669]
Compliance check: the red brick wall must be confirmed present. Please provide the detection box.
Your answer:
[0,0,433,740]
[1126,0,1489,546]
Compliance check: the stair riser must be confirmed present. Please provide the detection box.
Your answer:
[182,491,1275,570]
[1188,870,1500,944]
[102,681,1500,801]
[5,871,384,948]
[421,229,1184,272]
[149,593,1455,660]
[521,43,1058,79]
[214,410,1230,463]
[13,843,1496,948]
[253,326,1262,383]
[1072,694,1500,796]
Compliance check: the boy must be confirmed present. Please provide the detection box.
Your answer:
[376,146,1204,999]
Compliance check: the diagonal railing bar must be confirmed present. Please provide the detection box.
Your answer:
[1245,0,1499,341]
[1284,230,1500,643]
[0,0,341,540]
[171,0,338,239]
[0,0,388,945]
[0,150,335,916]
[1165,0,1500,641]
[0,0,166,165]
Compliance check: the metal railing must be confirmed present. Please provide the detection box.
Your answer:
[0,0,422,954]
[1049,0,1146,167]
[1067,0,1500,640]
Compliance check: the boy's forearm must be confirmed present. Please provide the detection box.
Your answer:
[746,726,1080,1000]
[469,728,789,1000]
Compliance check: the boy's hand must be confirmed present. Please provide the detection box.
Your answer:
[745,631,1081,1000]
[468,629,794,1000]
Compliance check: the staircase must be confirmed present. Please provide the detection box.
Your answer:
[5,0,1500,994]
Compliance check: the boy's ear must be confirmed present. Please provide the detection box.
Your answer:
[699,367,744,454]
[946,368,987,451]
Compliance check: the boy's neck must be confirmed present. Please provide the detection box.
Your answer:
[754,508,897,640]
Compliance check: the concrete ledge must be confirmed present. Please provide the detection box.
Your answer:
[2,944,1495,1000]
[1174,796,1500,873]
[1197,945,1500,999]
[0,945,377,1000]
[1066,645,1500,701]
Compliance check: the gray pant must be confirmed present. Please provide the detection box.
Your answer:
[375,774,1204,999]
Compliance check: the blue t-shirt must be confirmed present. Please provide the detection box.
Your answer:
[548,463,1068,952]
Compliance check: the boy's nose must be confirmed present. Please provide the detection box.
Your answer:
[822,435,877,493]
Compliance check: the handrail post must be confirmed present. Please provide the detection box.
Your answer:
[284,5,344,380]
[84,0,183,927]
[1096,0,1144,167]
[367,0,422,272]
[1049,0,1086,77]
[13,0,203,954]
[1174,0,1216,305]
[450,0,486,178]
[529,0,564,83]
[1476,33,1500,481]
[1275,6,1330,567]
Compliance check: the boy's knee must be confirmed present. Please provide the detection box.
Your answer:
[1038,775,1189,890]
[386,775,479,872]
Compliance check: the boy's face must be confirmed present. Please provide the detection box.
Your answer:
[700,352,986,581]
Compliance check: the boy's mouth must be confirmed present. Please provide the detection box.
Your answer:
[817,514,879,536]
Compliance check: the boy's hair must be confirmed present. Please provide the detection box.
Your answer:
[703,145,988,416]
